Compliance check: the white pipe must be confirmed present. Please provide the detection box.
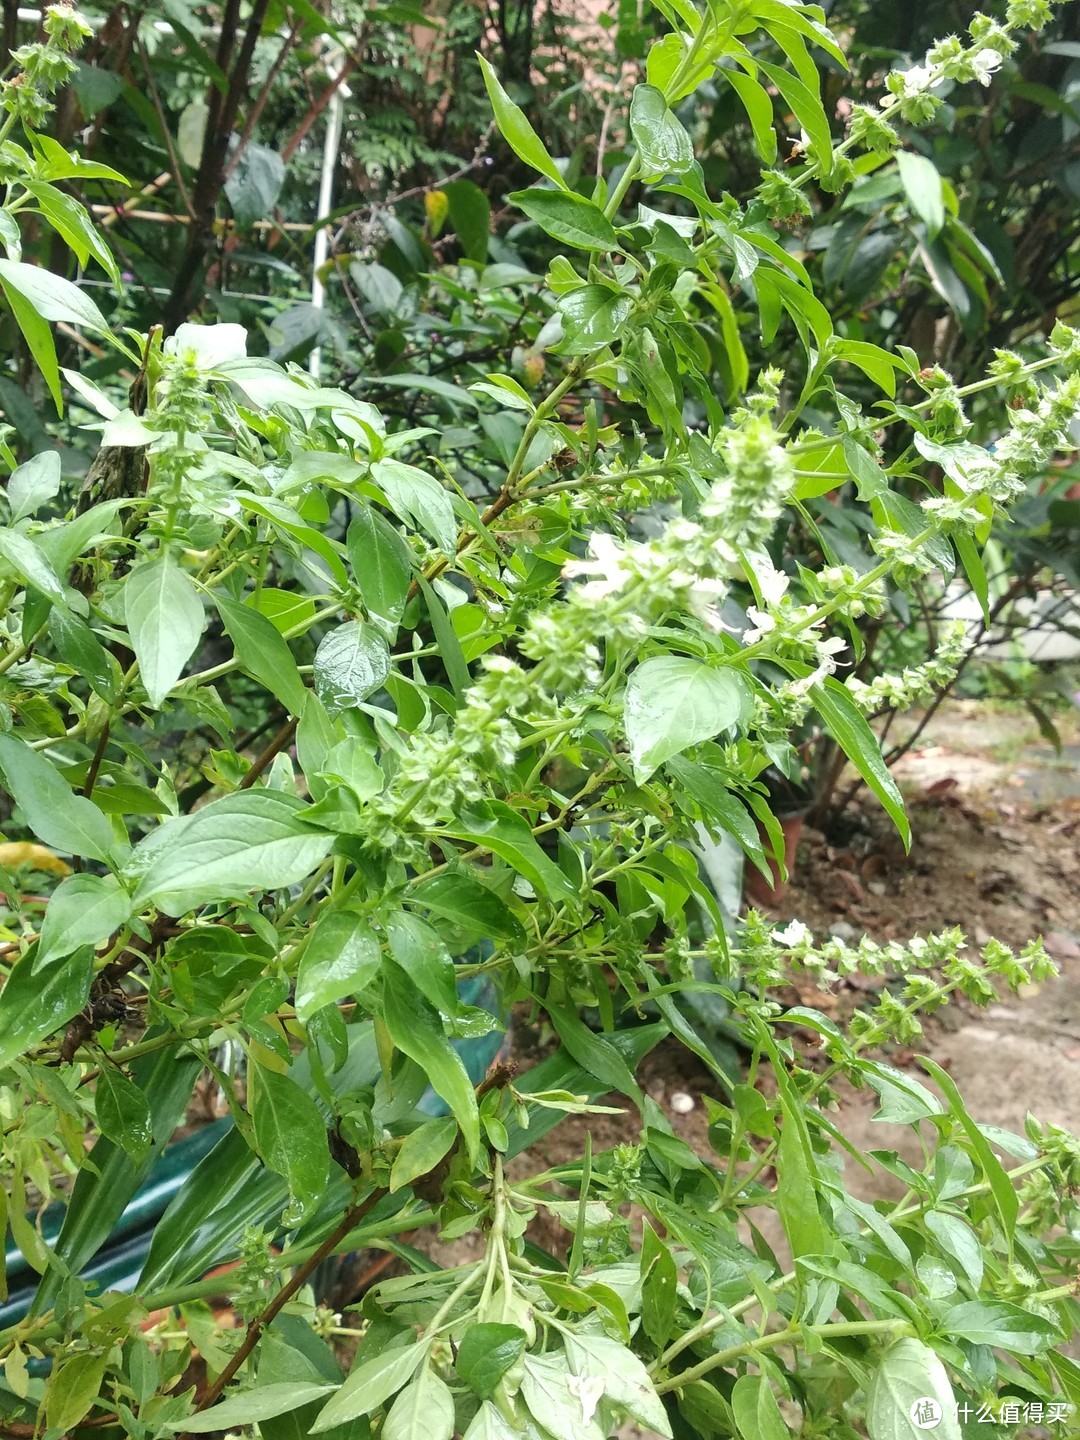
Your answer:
[309,61,347,380]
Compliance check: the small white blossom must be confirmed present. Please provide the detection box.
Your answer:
[567,1374,605,1425]
[774,919,811,946]
[743,606,777,644]
[971,47,1004,84]
[562,532,633,602]
[900,63,933,95]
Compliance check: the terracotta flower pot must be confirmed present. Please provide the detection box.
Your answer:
[744,812,805,909]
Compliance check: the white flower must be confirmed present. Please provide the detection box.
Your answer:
[971,47,1004,84]
[742,606,777,645]
[567,1374,605,1425]
[562,532,633,602]
[166,322,248,372]
[774,919,811,946]
[883,62,933,106]
[901,63,934,95]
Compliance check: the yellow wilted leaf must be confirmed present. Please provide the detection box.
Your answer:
[0,842,71,876]
[425,189,449,238]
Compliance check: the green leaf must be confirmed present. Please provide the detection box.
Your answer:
[409,869,524,942]
[445,800,578,902]
[225,142,286,227]
[383,1367,456,1440]
[310,1342,427,1432]
[124,557,206,709]
[295,908,381,1020]
[0,258,107,330]
[0,525,68,605]
[731,1374,788,1440]
[45,1351,107,1434]
[34,873,132,970]
[629,84,693,176]
[919,1057,1019,1253]
[444,178,490,263]
[0,278,62,411]
[420,576,470,697]
[348,505,413,626]
[940,1301,1059,1354]
[757,60,833,173]
[7,450,61,522]
[810,677,910,849]
[27,181,120,281]
[509,189,619,253]
[250,1062,330,1218]
[314,620,390,710]
[0,944,93,1070]
[521,1351,604,1440]
[564,1333,671,1436]
[725,68,778,164]
[924,1212,983,1290]
[547,1003,642,1106]
[373,458,457,556]
[0,731,115,861]
[558,284,633,354]
[666,757,772,880]
[457,1325,527,1399]
[625,658,749,782]
[171,1384,336,1431]
[95,1062,153,1162]
[389,1114,459,1194]
[759,1027,827,1258]
[463,1403,523,1440]
[128,790,333,916]
[640,1218,679,1348]
[386,910,458,1016]
[217,594,308,715]
[868,1339,961,1440]
[897,150,944,240]
[477,55,566,189]
[382,965,480,1162]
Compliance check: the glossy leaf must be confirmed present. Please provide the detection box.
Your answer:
[128,790,333,915]
[457,1324,527,1399]
[625,658,749,781]
[509,189,619,252]
[810,678,910,849]
[381,965,480,1162]
[34,873,132,970]
[477,55,566,188]
[250,1063,330,1218]
[296,908,381,1020]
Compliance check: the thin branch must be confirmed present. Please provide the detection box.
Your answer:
[225,13,304,180]
[177,1188,386,1434]
[136,34,194,219]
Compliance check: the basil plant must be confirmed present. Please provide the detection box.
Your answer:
[1,1,1079,1437]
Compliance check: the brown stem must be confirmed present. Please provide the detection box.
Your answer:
[82,721,111,799]
[181,1188,386,1430]
[57,913,173,1063]
[224,16,303,180]
[163,0,273,331]
[238,715,298,789]
[280,54,357,165]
